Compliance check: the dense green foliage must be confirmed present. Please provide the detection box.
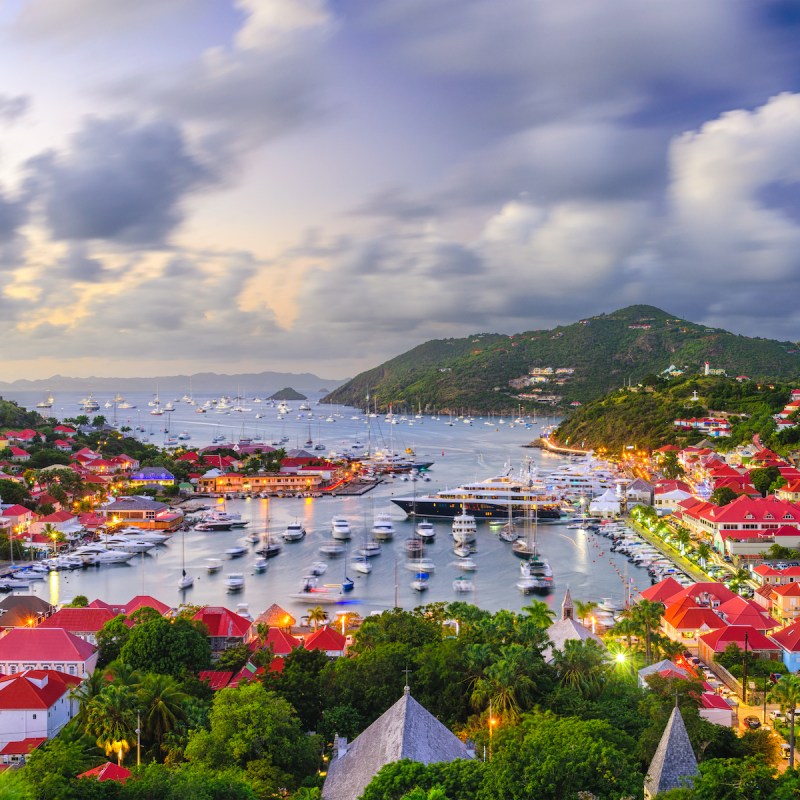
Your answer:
[324,305,800,413]
[555,375,800,454]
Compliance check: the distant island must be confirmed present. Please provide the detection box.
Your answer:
[268,388,307,401]
[323,304,800,413]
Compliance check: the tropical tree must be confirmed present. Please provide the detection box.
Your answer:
[70,669,107,726]
[551,639,608,699]
[520,600,556,629]
[573,600,598,624]
[85,683,137,765]
[696,542,712,568]
[307,606,328,630]
[674,528,691,554]
[768,675,800,769]
[629,600,664,665]
[138,672,190,752]
[711,486,739,507]
[470,644,536,722]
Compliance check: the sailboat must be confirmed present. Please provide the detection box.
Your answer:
[256,504,282,559]
[178,529,194,590]
[513,508,554,594]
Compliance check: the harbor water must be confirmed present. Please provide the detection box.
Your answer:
[5,390,652,615]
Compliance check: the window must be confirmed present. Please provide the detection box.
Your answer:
[32,713,36,720]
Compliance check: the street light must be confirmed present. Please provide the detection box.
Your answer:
[488,700,498,761]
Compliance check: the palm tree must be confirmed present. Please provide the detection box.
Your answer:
[574,600,598,624]
[85,684,137,766]
[137,673,189,751]
[105,660,141,688]
[307,606,327,630]
[674,529,691,554]
[470,644,535,722]
[630,600,664,665]
[696,542,712,568]
[521,600,556,629]
[769,675,800,769]
[40,523,63,555]
[551,639,608,698]
[71,669,108,726]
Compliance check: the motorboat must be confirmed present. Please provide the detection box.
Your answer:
[72,546,135,565]
[254,558,269,573]
[319,540,345,557]
[282,522,307,542]
[206,558,222,574]
[453,557,477,572]
[351,556,372,574]
[410,573,429,592]
[104,537,155,553]
[225,546,247,559]
[452,576,474,593]
[289,576,344,604]
[113,529,169,545]
[331,516,351,540]
[245,532,261,544]
[371,513,395,541]
[356,540,382,558]
[194,520,233,532]
[404,558,436,573]
[308,562,328,576]
[415,520,435,540]
[225,572,245,592]
[453,544,473,558]
[202,509,249,528]
[452,513,477,544]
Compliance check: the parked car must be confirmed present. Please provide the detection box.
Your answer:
[744,716,761,729]
[723,555,732,562]
[769,710,785,722]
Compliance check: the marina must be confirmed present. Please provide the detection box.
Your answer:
[5,390,654,615]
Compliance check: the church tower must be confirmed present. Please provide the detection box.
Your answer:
[561,588,574,620]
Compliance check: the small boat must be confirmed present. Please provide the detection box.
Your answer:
[453,557,477,571]
[225,546,247,559]
[206,558,222,574]
[351,556,372,574]
[404,558,436,573]
[256,540,282,559]
[453,576,474,593]
[282,522,307,542]
[341,576,355,593]
[453,544,473,558]
[405,538,424,556]
[410,572,429,592]
[225,572,245,591]
[245,532,260,544]
[178,570,194,590]
[308,562,328,576]
[289,576,344,604]
[253,558,268,573]
[416,520,435,540]
[194,520,233,532]
[499,526,519,543]
[356,539,382,558]
[319,540,345,557]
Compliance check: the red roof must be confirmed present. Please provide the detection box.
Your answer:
[668,582,738,606]
[0,737,46,756]
[78,762,132,783]
[663,597,726,631]
[0,627,97,662]
[0,670,81,709]
[304,625,346,652]
[198,670,234,690]
[716,596,778,630]
[770,620,800,652]
[639,576,683,604]
[699,625,780,652]
[38,607,116,634]
[193,607,251,638]
[772,583,800,597]
[255,627,301,656]
[37,511,75,523]
[683,495,800,525]
[657,445,680,453]
[1,504,32,518]
[123,596,170,616]
[701,693,732,711]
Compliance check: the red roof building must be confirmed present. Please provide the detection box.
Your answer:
[78,762,132,784]
[0,628,98,677]
[253,627,301,657]
[715,596,778,631]
[698,625,780,664]
[662,596,726,641]
[198,671,234,690]
[639,577,684,605]
[303,625,347,657]
[0,737,46,765]
[667,582,738,608]
[193,607,252,651]
[38,607,116,644]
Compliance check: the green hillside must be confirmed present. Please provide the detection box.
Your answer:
[323,305,800,413]
[0,398,46,429]
[554,376,799,454]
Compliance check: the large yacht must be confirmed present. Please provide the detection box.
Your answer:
[391,462,562,521]
[542,457,619,499]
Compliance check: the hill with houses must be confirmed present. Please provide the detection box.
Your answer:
[322,305,800,414]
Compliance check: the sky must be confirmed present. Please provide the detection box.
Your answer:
[1,1,800,381]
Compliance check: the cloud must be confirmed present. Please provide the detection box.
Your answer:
[0,94,30,124]
[0,190,26,244]
[30,116,213,245]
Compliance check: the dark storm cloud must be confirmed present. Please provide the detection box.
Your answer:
[58,245,110,283]
[31,116,212,245]
[0,190,26,244]
[349,187,438,220]
[0,94,30,123]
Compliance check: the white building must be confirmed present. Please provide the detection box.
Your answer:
[0,670,82,749]
[0,628,98,678]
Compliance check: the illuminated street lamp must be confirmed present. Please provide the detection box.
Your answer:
[488,700,498,761]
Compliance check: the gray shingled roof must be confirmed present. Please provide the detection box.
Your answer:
[644,706,698,799]
[322,688,472,800]
[543,617,604,662]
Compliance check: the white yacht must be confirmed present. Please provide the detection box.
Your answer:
[73,545,135,565]
[331,516,351,540]
[371,513,395,541]
[225,573,245,592]
[104,537,155,553]
[452,513,477,544]
[206,558,223,574]
[416,520,435,540]
[282,522,307,542]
